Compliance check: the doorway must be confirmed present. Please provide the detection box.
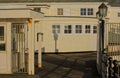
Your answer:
[11,23,28,73]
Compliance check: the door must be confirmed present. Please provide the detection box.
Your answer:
[11,23,28,73]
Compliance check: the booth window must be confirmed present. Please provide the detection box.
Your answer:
[0,27,4,41]
[0,44,5,51]
[0,26,5,51]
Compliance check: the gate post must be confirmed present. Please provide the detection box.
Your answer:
[28,18,35,75]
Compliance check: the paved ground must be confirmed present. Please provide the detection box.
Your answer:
[0,52,100,78]
[35,52,100,78]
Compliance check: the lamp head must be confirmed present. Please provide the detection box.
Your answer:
[98,3,108,18]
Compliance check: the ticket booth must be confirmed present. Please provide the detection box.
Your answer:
[0,6,43,75]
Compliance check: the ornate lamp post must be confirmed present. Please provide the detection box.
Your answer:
[96,3,108,76]
[96,2,108,54]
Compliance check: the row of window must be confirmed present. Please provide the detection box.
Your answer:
[52,25,97,34]
[33,7,120,18]
[57,8,94,16]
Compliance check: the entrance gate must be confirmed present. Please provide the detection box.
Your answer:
[105,23,120,61]
[11,23,28,73]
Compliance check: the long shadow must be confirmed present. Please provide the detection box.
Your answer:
[35,53,100,78]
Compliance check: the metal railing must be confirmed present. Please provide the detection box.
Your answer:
[101,53,120,78]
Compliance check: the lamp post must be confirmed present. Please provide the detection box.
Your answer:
[96,3,108,76]
[96,2,108,56]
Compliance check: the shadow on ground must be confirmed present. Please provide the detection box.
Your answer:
[35,52,100,78]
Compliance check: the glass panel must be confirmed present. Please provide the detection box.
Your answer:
[0,43,5,51]
[0,26,4,41]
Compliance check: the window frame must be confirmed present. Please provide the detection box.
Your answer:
[52,25,60,34]
[75,25,82,34]
[85,25,91,34]
[64,25,72,34]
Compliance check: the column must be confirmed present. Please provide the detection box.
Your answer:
[28,19,34,75]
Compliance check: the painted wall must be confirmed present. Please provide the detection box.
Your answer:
[0,22,12,74]
[39,18,98,52]
[29,2,102,53]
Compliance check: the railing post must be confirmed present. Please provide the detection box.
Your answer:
[108,57,113,78]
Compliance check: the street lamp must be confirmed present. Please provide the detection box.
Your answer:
[96,3,108,76]
[96,3,108,20]
[96,3,108,54]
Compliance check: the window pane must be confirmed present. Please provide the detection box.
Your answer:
[0,43,5,51]
[0,27,4,41]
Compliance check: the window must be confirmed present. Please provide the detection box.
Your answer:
[0,26,5,51]
[0,44,5,51]
[57,8,63,15]
[118,12,120,17]
[85,25,91,33]
[52,25,60,33]
[80,8,93,16]
[0,27,4,41]
[88,8,93,15]
[75,25,82,34]
[81,8,86,15]
[93,26,97,34]
[33,8,41,12]
[64,25,72,34]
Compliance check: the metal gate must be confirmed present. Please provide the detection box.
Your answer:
[11,23,28,73]
[105,23,120,61]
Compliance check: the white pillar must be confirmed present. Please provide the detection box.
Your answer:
[38,34,42,68]
[28,19,35,75]
[7,22,12,73]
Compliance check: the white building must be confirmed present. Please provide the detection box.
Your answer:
[0,0,119,75]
